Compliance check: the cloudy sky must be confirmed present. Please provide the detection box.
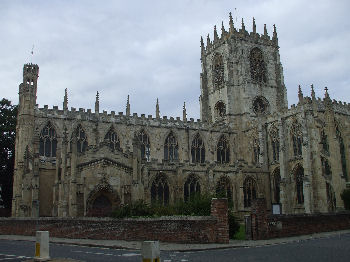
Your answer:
[0,0,349,119]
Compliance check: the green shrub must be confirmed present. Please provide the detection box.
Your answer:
[111,200,152,218]
[228,209,240,239]
[233,224,246,240]
[341,189,350,210]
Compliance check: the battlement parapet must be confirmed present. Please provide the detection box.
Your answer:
[202,15,278,56]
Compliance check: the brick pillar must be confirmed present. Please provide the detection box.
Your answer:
[211,198,229,244]
[251,198,268,240]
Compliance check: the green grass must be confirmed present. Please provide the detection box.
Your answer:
[233,224,246,240]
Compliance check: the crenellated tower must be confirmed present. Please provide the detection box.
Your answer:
[199,14,287,127]
[12,63,39,217]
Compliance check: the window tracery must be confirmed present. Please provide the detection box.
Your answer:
[138,130,150,161]
[213,54,224,88]
[243,177,257,208]
[273,168,281,204]
[164,132,178,161]
[191,134,205,163]
[217,135,230,164]
[216,176,232,202]
[250,48,266,83]
[105,128,120,151]
[253,96,269,115]
[291,121,303,157]
[184,174,201,202]
[269,125,280,162]
[336,125,347,178]
[39,123,57,157]
[295,166,304,204]
[252,136,260,165]
[214,101,226,118]
[74,125,88,153]
[151,173,169,205]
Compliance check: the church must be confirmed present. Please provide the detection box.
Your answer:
[12,14,350,218]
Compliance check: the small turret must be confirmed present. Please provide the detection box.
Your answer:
[273,24,278,45]
[63,88,68,111]
[200,36,205,55]
[252,17,256,34]
[183,102,187,122]
[213,25,219,42]
[206,34,211,48]
[126,95,130,116]
[229,12,234,33]
[264,24,268,36]
[311,84,316,100]
[298,85,304,103]
[221,21,226,37]
[156,98,160,118]
[241,18,246,32]
[95,91,99,114]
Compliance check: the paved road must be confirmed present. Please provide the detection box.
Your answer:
[0,233,349,261]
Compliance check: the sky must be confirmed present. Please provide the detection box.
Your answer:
[0,0,349,119]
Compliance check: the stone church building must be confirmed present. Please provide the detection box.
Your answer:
[12,14,350,218]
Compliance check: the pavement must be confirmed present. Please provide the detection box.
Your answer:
[1,230,350,261]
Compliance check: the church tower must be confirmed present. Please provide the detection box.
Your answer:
[199,15,287,126]
[12,63,39,217]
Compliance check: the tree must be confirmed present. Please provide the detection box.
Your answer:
[0,99,17,213]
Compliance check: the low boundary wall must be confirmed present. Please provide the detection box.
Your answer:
[0,198,229,244]
[248,198,350,240]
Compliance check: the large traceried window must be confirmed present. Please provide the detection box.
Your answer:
[216,176,232,202]
[151,173,169,205]
[164,132,178,161]
[138,130,150,161]
[320,129,329,154]
[214,101,226,118]
[336,125,347,178]
[39,123,57,157]
[184,174,201,202]
[291,121,303,157]
[191,134,205,163]
[217,135,230,164]
[243,177,257,208]
[250,48,266,83]
[105,128,121,151]
[75,125,88,153]
[272,168,281,204]
[269,125,280,162]
[213,54,224,89]
[295,165,304,205]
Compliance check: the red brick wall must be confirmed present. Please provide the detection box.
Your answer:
[0,199,229,244]
[249,198,350,240]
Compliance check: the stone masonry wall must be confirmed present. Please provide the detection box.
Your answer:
[0,199,229,244]
[249,198,350,240]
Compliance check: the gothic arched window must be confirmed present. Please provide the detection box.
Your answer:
[250,48,266,83]
[272,168,281,204]
[216,176,232,202]
[39,123,57,157]
[336,125,347,178]
[138,130,150,161]
[75,125,88,153]
[214,101,226,118]
[184,174,201,202]
[151,173,169,205]
[269,126,280,162]
[105,128,120,151]
[213,54,224,88]
[164,132,178,161]
[243,177,257,208]
[326,182,336,212]
[217,135,230,164]
[291,121,302,157]
[295,166,304,204]
[191,134,205,163]
[321,156,332,177]
[320,129,329,154]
